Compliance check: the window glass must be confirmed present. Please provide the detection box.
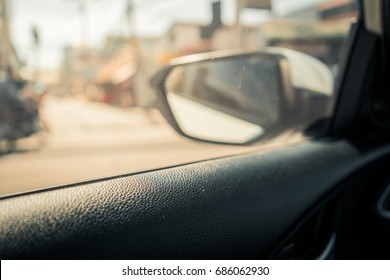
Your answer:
[0,0,358,195]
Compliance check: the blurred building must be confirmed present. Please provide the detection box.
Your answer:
[262,0,358,70]
[61,45,101,97]
[0,0,23,78]
[95,37,139,106]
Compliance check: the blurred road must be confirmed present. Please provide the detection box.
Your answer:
[0,96,254,196]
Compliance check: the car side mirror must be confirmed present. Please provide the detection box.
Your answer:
[151,48,334,145]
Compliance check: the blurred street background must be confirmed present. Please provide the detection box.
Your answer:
[0,0,358,195]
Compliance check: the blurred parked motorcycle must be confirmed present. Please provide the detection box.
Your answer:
[0,77,41,153]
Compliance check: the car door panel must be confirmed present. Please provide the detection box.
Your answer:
[1,140,390,259]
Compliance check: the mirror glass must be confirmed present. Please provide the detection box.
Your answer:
[165,54,282,144]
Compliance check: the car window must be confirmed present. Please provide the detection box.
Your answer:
[0,0,358,196]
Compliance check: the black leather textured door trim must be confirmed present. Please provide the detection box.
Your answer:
[1,140,390,259]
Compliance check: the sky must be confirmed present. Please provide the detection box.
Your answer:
[8,0,326,70]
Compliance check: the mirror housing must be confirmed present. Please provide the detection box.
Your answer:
[151,48,334,145]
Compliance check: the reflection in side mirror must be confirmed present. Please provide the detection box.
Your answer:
[167,92,264,143]
[152,48,334,145]
[164,53,283,144]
